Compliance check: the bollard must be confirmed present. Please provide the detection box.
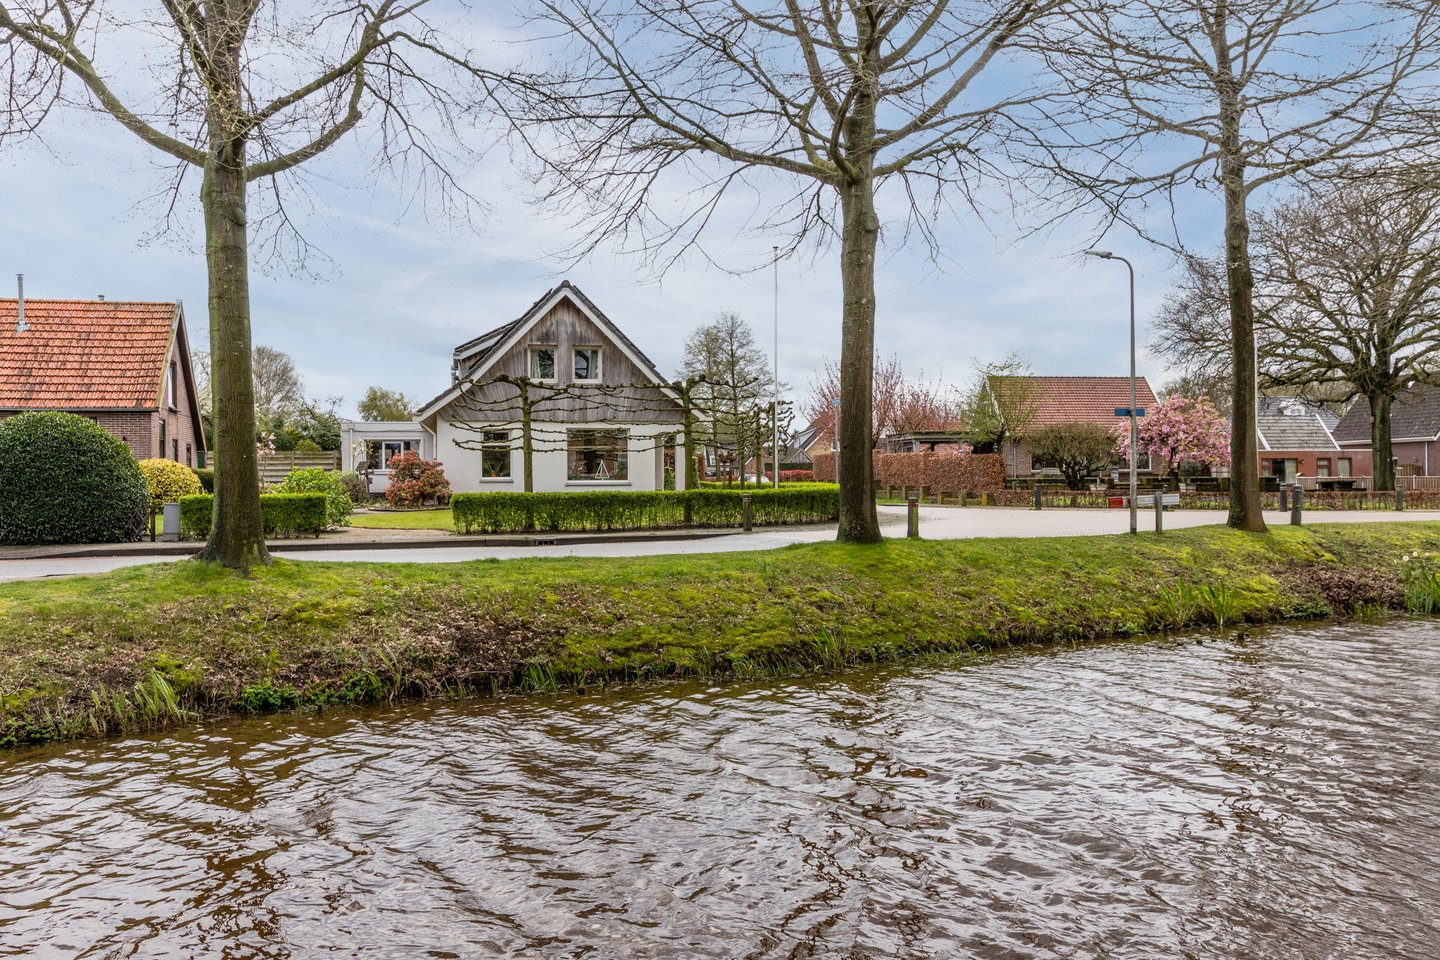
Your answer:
[1033,483,1043,511]
[1279,484,1289,512]
[161,502,180,542]
[742,494,752,532]
[907,496,920,539]
[1291,484,1303,526]
[1396,485,1405,512]
[1154,487,1163,534]
[959,491,968,508]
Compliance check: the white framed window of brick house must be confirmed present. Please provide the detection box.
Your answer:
[167,362,178,410]
[529,345,557,381]
[574,346,601,382]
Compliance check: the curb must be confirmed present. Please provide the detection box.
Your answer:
[0,528,745,561]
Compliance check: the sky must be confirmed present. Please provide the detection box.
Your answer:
[0,5,1212,424]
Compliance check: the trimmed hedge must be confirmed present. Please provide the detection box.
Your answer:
[0,411,150,545]
[178,493,330,539]
[274,467,353,527]
[192,468,215,493]
[451,485,839,533]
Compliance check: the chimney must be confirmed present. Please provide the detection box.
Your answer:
[15,274,26,333]
[97,294,106,302]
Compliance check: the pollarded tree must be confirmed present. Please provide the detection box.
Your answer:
[0,1,494,568]
[1038,0,1440,531]
[524,0,1068,543]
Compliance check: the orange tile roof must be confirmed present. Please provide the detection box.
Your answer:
[0,299,177,409]
[993,375,1159,430]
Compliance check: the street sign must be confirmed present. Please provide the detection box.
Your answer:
[1114,407,1146,417]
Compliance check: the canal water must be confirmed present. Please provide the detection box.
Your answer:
[2,620,1438,959]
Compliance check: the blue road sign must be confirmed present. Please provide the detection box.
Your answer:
[1114,407,1146,417]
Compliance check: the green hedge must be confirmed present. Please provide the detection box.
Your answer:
[178,493,330,539]
[192,468,215,493]
[451,485,839,533]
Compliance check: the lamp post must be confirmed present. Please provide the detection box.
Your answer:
[773,245,781,488]
[1084,249,1138,535]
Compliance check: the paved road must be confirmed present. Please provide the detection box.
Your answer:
[3,506,1439,582]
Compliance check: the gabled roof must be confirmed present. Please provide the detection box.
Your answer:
[0,299,179,409]
[1333,382,1440,444]
[418,280,677,418]
[1256,397,1339,451]
[991,375,1159,431]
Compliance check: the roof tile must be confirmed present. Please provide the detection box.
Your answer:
[0,300,175,409]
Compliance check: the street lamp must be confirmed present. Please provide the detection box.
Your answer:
[773,245,781,488]
[1084,249,1139,535]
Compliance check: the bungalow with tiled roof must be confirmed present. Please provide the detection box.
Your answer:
[0,291,206,467]
[1333,383,1440,479]
[1256,397,1364,484]
[988,374,1159,479]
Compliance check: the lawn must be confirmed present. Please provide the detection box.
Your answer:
[349,508,454,530]
[2,521,1438,747]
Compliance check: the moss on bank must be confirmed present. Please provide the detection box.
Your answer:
[2,522,1438,747]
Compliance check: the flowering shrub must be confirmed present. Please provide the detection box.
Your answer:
[384,451,451,507]
[1115,396,1229,476]
[275,467,353,527]
[137,458,203,508]
[256,431,277,462]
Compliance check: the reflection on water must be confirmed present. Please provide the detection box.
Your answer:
[2,621,1439,958]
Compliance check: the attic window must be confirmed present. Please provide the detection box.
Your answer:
[529,345,556,381]
[574,347,601,382]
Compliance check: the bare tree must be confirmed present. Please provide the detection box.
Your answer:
[805,354,952,444]
[523,0,1065,543]
[1037,0,1440,530]
[1154,177,1440,490]
[251,345,303,423]
[0,1,493,567]
[679,311,776,484]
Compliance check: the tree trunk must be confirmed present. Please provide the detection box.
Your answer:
[520,383,534,494]
[196,148,270,567]
[1217,67,1266,532]
[1370,390,1395,491]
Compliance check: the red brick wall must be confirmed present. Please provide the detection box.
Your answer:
[156,351,202,467]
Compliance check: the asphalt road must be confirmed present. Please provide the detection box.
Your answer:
[3,505,1439,582]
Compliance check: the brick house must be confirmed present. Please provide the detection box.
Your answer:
[1332,383,1440,479]
[1256,396,1366,482]
[989,375,1160,479]
[0,296,206,466]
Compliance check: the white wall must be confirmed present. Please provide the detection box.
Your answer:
[434,417,681,493]
[339,420,434,494]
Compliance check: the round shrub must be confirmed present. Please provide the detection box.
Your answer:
[385,451,451,507]
[0,411,150,545]
[192,467,215,493]
[137,458,203,508]
[274,466,353,527]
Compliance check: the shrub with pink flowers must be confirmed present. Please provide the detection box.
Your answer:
[384,451,451,507]
[1115,396,1230,476]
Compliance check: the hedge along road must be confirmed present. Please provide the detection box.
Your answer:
[6,505,1440,582]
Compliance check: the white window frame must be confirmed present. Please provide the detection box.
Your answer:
[480,430,512,480]
[573,346,602,383]
[529,344,558,382]
[566,429,630,483]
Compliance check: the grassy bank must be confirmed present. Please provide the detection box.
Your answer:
[3,522,1439,747]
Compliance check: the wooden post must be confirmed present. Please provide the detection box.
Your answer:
[907,496,919,539]
[742,493,752,532]
[1292,484,1303,526]
[1154,486,1163,534]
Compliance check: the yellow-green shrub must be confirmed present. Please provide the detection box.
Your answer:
[137,458,203,508]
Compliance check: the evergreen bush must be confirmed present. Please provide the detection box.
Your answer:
[192,468,215,493]
[137,458,204,508]
[275,467,353,526]
[450,485,838,534]
[178,493,329,539]
[0,411,150,545]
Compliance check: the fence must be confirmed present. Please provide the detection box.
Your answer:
[258,451,340,483]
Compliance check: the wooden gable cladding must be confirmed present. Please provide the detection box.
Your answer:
[445,296,683,425]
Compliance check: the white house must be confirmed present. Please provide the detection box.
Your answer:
[339,419,435,494]
[410,282,687,493]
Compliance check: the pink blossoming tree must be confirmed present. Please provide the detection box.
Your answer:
[1115,396,1230,477]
